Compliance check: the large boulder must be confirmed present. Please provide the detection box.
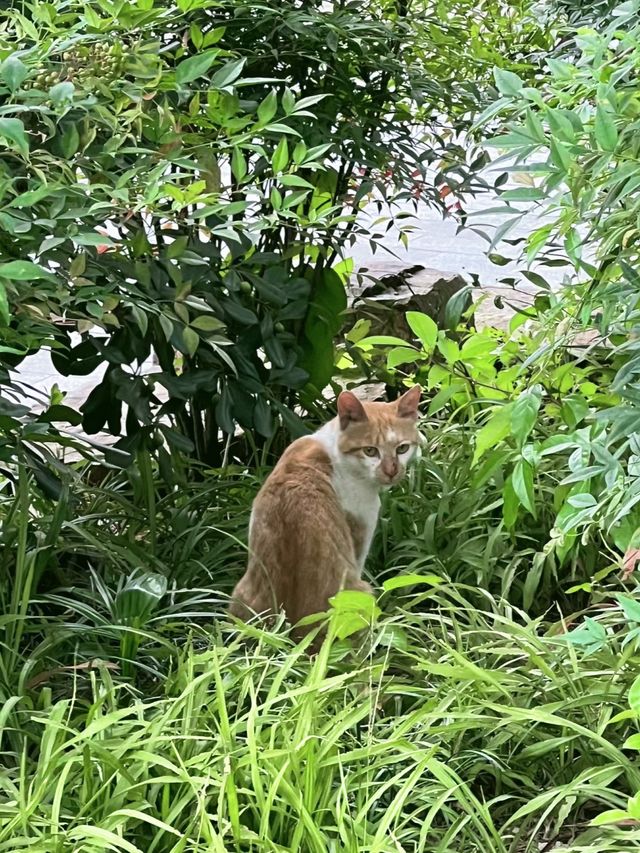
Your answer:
[348,263,473,338]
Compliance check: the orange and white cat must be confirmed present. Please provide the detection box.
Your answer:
[229,386,421,628]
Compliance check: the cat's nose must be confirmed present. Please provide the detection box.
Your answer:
[381,458,398,479]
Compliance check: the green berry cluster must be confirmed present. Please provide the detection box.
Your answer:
[28,69,59,90]
[27,42,125,90]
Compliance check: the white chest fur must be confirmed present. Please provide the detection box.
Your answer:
[313,421,381,571]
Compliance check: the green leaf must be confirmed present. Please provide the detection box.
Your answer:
[558,617,607,654]
[500,187,545,202]
[511,385,541,447]
[31,460,63,501]
[160,425,194,454]
[37,405,83,426]
[211,58,246,89]
[406,312,437,350]
[282,87,295,115]
[0,260,52,280]
[49,81,74,105]
[444,285,472,330]
[357,335,414,348]
[300,267,346,391]
[512,459,536,516]
[382,573,443,592]
[590,810,630,826]
[628,792,640,821]
[565,583,592,595]
[493,67,524,96]
[159,315,173,341]
[278,174,314,189]
[190,23,203,49]
[130,305,148,337]
[190,315,225,331]
[594,104,618,152]
[263,122,301,137]
[550,138,572,172]
[272,137,289,173]
[176,49,220,85]
[216,386,234,434]
[258,89,278,124]
[472,404,513,466]
[502,475,520,529]
[427,384,462,416]
[0,282,8,326]
[555,499,596,534]
[293,94,328,112]
[328,589,380,639]
[292,141,307,164]
[60,123,80,158]
[73,232,114,247]
[270,187,282,209]
[617,594,640,628]
[0,117,29,158]
[567,493,596,509]
[166,236,188,260]
[182,327,199,357]
[1,56,27,92]
[623,734,640,750]
[253,396,273,438]
[547,57,574,79]
[387,347,418,369]
[115,571,167,624]
[231,147,247,182]
[436,336,459,365]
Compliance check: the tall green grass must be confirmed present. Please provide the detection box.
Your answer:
[1,463,640,850]
[1,588,639,851]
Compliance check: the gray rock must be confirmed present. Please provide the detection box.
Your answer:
[348,263,472,339]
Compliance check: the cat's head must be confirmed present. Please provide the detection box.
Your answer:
[336,386,421,487]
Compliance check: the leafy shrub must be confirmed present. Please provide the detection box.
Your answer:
[439,0,640,592]
[339,306,633,611]
[4,3,640,852]
[0,0,551,479]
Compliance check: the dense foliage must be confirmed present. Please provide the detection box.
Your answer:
[0,0,546,478]
[2,0,640,850]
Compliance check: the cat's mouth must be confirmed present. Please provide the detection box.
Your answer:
[379,472,402,487]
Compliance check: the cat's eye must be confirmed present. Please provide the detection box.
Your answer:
[363,446,379,457]
[396,443,411,454]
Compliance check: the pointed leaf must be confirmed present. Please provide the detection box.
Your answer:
[512,458,536,516]
[473,404,513,465]
[511,385,542,447]
[1,56,27,92]
[590,810,631,826]
[0,282,9,326]
[406,311,437,350]
[271,137,289,173]
[0,117,29,157]
[211,58,246,89]
[493,67,524,96]
[182,326,199,357]
[231,147,247,182]
[258,89,278,124]
[382,573,443,592]
[176,49,220,85]
[595,104,618,151]
[0,260,52,280]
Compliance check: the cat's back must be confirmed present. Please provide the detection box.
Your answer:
[256,435,334,501]
[250,434,346,563]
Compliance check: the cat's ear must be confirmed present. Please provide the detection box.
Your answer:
[337,391,367,429]
[396,385,421,419]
